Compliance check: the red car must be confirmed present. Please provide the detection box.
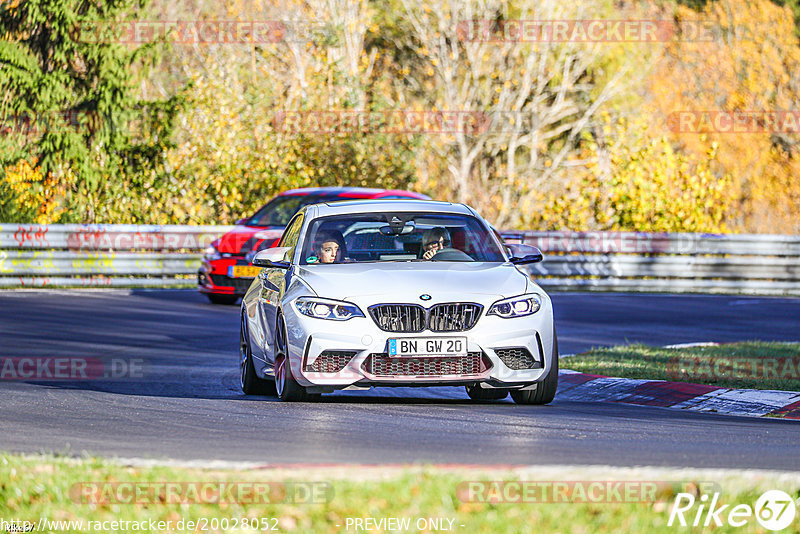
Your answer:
[198,187,430,304]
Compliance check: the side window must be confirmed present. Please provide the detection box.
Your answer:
[279,213,305,261]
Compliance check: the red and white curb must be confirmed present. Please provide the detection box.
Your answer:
[557,370,800,419]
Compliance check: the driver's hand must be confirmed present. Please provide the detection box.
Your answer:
[422,248,437,260]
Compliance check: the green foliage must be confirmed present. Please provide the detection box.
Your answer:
[0,0,181,222]
[0,179,25,222]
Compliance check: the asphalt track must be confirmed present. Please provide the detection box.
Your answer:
[1,289,799,469]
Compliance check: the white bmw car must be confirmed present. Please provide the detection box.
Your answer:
[239,199,558,404]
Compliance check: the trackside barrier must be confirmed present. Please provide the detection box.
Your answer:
[0,224,233,288]
[0,224,799,295]
[502,231,800,296]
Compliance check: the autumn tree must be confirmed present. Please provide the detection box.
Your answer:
[648,0,800,233]
[143,0,420,224]
[394,0,638,227]
[0,0,180,223]
[532,114,732,232]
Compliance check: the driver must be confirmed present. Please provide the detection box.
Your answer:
[421,227,451,260]
[309,230,346,264]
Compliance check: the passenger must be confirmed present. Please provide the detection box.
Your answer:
[421,227,451,260]
[309,230,346,264]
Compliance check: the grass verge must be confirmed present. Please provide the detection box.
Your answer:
[1,453,799,533]
[564,341,800,391]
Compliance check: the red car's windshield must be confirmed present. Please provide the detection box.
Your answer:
[247,195,325,226]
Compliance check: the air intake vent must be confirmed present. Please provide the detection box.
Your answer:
[304,350,357,373]
[495,347,541,370]
[362,352,489,377]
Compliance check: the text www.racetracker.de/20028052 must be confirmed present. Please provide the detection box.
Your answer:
[0,517,280,532]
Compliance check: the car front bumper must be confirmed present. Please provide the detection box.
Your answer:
[282,296,555,391]
[198,258,256,296]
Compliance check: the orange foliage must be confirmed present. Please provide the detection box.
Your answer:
[648,0,800,233]
[2,159,66,224]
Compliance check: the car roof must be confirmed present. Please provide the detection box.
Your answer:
[309,199,475,218]
[278,186,430,199]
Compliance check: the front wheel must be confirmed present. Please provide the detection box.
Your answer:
[510,334,559,405]
[274,318,320,402]
[275,355,320,402]
[240,319,276,396]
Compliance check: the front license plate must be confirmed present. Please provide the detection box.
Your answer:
[388,337,468,357]
[229,265,262,278]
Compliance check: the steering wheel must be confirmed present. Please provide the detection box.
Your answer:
[431,248,473,261]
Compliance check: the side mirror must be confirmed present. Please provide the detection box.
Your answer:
[235,218,247,225]
[507,244,543,265]
[252,247,291,269]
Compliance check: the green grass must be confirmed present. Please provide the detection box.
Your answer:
[2,454,799,533]
[564,342,800,391]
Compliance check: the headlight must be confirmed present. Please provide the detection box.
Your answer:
[294,297,365,321]
[487,294,542,318]
[203,245,221,261]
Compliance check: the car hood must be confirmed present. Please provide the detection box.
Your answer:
[216,225,283,254]
[296,262,529,303]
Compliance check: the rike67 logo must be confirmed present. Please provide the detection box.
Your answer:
[669,490,796,531]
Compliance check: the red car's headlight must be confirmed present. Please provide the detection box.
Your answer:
[204,244,222,261]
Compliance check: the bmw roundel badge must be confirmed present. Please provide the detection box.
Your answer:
[420,294,432,301]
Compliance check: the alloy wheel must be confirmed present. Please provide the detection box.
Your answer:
[275,356,286,396]
[239,324,249,390]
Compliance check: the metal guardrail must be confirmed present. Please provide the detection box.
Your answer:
[0,224,232,288]
[1,224,799,295]
[503,231,800,296]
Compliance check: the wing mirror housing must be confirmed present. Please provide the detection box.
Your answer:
[252,247,291,269]
[507,244,543,265]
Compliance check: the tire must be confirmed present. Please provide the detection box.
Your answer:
[240,317,277,396]
[510,332,559,405]
[208,294,239,305]
[465,384,509,401]
[274,317,320,402]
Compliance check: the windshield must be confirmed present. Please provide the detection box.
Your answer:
[300,212,506,264]
[247,195,325,226]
